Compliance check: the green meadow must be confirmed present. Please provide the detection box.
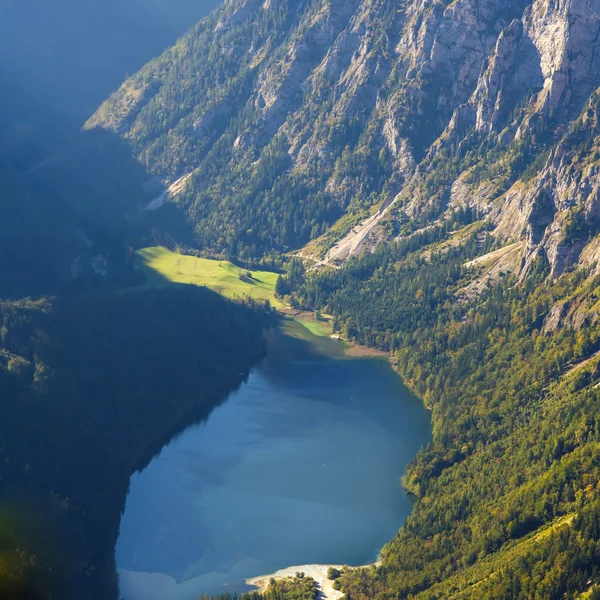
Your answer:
[135,247,283,307]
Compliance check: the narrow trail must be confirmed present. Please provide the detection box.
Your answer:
[563,349,600,378]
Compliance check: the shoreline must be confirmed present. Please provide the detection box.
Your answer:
[278,308,390,359]
[246,562,380,600]
[254,309,421,599]
[277,307,430,411]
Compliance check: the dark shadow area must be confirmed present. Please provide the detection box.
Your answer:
[0,284,269,600]
[0,585,43,600]
[0,77,195,299]
[0,0,219,299]
[0,39,265,598]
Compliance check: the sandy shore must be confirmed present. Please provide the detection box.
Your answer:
[246,564,346,599]
[247,562,382,598]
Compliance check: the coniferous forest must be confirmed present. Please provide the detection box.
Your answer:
[7,0,600,597]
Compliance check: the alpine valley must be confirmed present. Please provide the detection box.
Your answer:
[5,0,600,598]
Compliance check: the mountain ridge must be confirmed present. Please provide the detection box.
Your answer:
[81,1,600,599]
[86,0,600,279]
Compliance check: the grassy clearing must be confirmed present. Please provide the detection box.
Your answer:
[298,317,332,337]
[279,308,335,337]
[135,247,283,307]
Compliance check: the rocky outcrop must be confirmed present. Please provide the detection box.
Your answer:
[254,0,361,140]
[579,234,600,274]
[492,90,600,276]
[215,0,262,32]
[88,0,600,267]
[378,0,600,279]
[525,0,600,118]
[472,19,543,135]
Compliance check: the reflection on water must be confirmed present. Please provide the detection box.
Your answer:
[117,319,431,600]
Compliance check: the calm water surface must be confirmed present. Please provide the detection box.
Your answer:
[117,319,431,600]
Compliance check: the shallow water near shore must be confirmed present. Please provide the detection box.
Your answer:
[117,318,431,600]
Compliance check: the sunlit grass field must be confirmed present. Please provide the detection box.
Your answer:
[135,247,283,307]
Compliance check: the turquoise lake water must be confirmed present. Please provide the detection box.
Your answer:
[117,319,431,600]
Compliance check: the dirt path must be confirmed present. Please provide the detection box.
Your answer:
[458,241,524,301]
[325,211,384,264]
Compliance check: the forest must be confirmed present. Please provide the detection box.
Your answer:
[280,220,600,599]
[0,287,269,599]
[7,0,600,595]
[199,575,319,600]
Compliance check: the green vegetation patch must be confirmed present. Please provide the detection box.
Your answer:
[294,316,332,337]
[135,247,283,307]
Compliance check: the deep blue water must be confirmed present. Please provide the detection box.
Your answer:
[117,319,431,600]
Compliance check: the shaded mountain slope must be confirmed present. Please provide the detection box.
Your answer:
[0,287,268,599]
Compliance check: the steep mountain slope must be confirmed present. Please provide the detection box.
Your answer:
[0,0,223,279]
[0,68,164,299]
[84,2,600,599]
[89,0,600,273]
[291,212,600,599]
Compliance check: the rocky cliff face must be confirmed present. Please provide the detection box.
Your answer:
[88,0,600,274]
